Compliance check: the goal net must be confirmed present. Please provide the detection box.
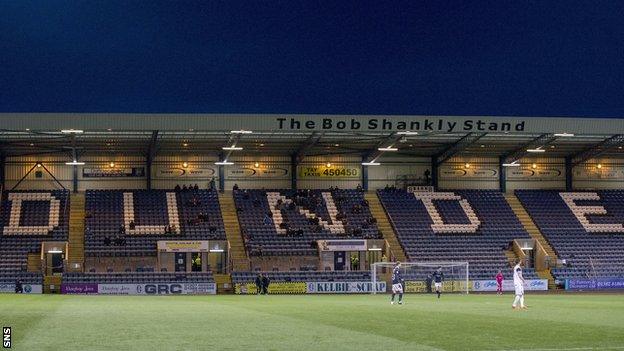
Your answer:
[371,261,470,294]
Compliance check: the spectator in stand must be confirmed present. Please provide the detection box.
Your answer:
[209,177,216,190]
[262,274,270,295]
[424,169,431,185]
[255,274,263,294]
[233,183,239,191]
[129,221,136,230]
[15,278,23,293]
[496,270,504,295]
[356,184,363,192]
[174,184,181,192]
[193,183,199,190]
[182,185,188,191]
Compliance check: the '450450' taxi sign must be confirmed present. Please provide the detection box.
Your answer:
[298,165,359,179]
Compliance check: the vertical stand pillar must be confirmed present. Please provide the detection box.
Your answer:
[291,153,298,190]
[499,156,506,193]
[565,156,573,191]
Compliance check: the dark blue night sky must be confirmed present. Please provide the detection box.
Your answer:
[1,1,623,117]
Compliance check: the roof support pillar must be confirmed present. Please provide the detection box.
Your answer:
[291,153,298,190]
[431,156,439,190]
[0,153,5,192]
[565,156,573,191]
[218,152,225,192]
[361,155,369,191]
[499,156,506,193]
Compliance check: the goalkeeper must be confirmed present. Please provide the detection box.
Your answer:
[390,262,404,305]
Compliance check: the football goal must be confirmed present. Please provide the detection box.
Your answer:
[371,261,470,294]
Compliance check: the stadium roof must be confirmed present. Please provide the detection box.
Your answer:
[0,114,623,161]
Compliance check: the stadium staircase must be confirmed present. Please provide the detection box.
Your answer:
[504,249,519,267]
[67,193,85,272]
[218,191,250,271]
[504,194,558,289]
[43,275,62,294]
[366,192,407,262]
[27,253,41,272]
[214,274,233,294]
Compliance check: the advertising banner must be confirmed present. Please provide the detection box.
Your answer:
[235,282,307,294]
[472,279,548,292]
[82,167,145,178]
[317,240,367,252]
[234,281,386,294]
[61,284,99,294]
[155,165,217,178]
[157,241,209,252]
[0,284,43,294]
[306,281,386,293]
[507,166,564,180]
[97,283,216,295]
[298,165,359,179]
[574,166,624,180]
[439,165,498,180]
[227,166,290,179]
[404,280,472,293]
[565,279,624,290]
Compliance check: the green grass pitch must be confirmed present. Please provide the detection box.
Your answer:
[1,293,624,351]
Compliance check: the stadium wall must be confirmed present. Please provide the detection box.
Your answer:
[4,155,624,192]
[367,156,430,190]
[297,155,362,189]
[505,157,566,191]
[573,158,624,190]
[438,156,499,190]
[226,155,291,189]
[151,155,219,190]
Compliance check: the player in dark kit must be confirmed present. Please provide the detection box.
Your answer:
[390,262,404,305]
[432,267,444,299]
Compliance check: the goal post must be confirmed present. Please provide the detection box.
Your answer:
[371,261,470,294]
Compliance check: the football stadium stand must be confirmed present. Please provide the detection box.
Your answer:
[516,190,624,279]
[84,189,226,256]
[0,190,69,286]
[377,189,540,279]
[234,189,382,257]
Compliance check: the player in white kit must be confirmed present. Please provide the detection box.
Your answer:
[512,260,527,310]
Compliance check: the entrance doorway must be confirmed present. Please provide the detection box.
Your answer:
[191,253,202,272]
[334,251,346,271]
[47,252,64,275]
[174,253,186,272]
